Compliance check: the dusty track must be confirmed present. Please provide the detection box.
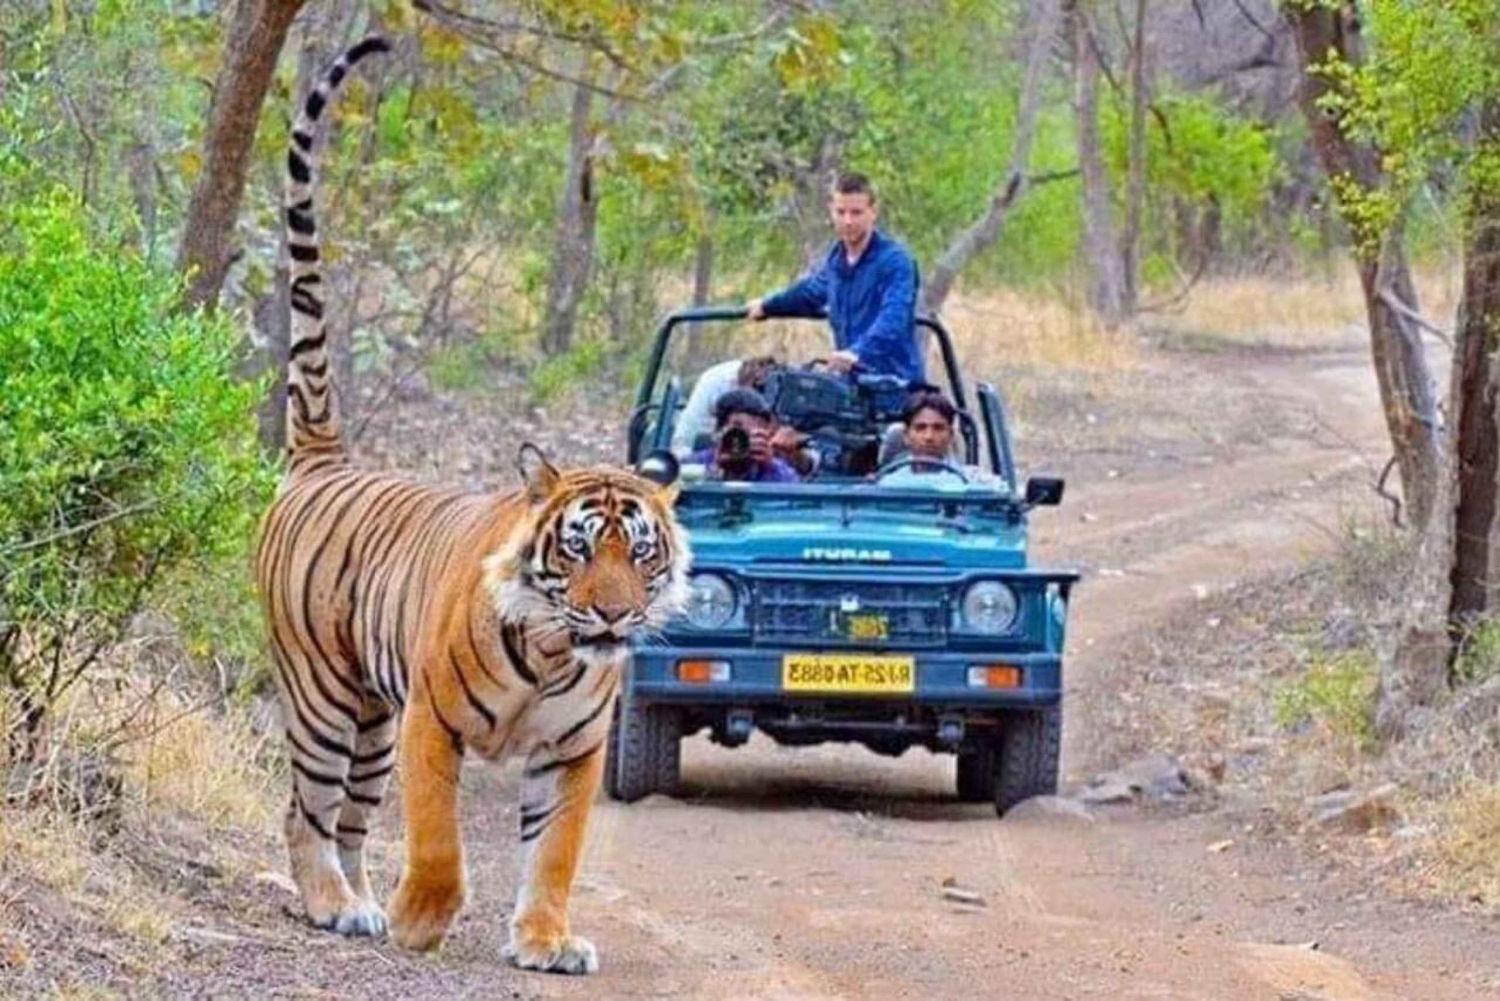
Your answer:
[92,350,1500,999]
[494,351,1493,1001]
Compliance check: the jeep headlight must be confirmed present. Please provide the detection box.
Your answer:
[684,572,737,629]
[961,580,1018,634]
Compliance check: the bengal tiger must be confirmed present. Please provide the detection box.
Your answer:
[254,35,689,975]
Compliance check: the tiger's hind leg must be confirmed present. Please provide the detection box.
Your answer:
[334,697,399,932]
[502,740,608,975]
[272,646,385,937]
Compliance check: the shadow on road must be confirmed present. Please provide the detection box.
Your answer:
[660,741,1000,824]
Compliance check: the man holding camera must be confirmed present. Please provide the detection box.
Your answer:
[744,171,922,385]
[689,388,801,483]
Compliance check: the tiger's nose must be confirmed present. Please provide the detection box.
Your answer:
[594,599,633,625]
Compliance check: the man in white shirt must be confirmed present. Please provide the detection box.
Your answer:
[671,355,777,453]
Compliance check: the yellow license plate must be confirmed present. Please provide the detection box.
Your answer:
[782,653,915,694]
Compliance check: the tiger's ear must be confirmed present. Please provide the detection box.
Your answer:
[655,482,681,508]
[517,442,561,505]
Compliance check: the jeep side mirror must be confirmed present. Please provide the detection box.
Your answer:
[1024,476,1064,507]
[636,449,680,487]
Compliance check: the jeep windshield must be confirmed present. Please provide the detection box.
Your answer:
[628,307,1020,493]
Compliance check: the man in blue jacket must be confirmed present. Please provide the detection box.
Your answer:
[746,172,923,385]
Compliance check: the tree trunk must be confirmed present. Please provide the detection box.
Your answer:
[1286,4,1442,533]
[1450,96,1500,627]
[684,232,718,374]
[791,133,845,275]
[1072,2,1126,326]
[176,0,307,313]
[921,0,1063,315]
[1121,0,1149,314]
[541,72,599,357]
[1286,3,1450,739]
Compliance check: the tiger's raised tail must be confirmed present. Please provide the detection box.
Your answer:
[283,35,390,474]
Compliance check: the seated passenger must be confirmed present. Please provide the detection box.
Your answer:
[877,390,967,488]
[672,355,778,453]
[689,389,801,484]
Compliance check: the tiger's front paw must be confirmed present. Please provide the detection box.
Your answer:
[311,898,387,938]
[387,874,463,952]
[503,931,599,975]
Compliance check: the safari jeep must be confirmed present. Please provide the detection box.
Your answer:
[608,307,1078,816]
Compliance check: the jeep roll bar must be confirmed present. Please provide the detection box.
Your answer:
[632,307,970,416]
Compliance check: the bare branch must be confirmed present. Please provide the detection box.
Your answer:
[1229,0,1277,43]
[1029,167,1081,184]
[411,0,634,71]
[1135,253,1210,314]
[921,0,1064,313]
[1,499,163,556]
[1376,454,1405,528]
[1378,287,1454,347]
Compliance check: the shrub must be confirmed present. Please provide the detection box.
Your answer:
[1274,648,1378,755]
[1454,618,1500,687]
[0,186,275,747]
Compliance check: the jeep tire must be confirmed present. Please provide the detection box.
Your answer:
[955,743,995,802]
[993,704,1062,817]
[607,695,681,803]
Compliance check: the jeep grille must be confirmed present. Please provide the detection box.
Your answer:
[752,580,948,647]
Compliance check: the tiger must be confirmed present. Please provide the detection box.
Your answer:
[253,35,689,975]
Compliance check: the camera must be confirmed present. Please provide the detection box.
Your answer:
[718,426,752,467]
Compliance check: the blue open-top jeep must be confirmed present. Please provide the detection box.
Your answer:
[606,307,1078,816]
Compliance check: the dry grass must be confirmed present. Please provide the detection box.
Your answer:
[0,651,280,985]
[0,806,97,896]
[1149,265,1463,351]
[1429,779,1500,907]
[10,669,280,834]
[940,285,1141,373]
[117,690,280,832]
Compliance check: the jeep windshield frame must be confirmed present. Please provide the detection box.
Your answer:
[628,306,1019,491]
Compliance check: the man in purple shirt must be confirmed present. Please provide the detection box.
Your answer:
[689,388,801,483]
[746,172,923,385]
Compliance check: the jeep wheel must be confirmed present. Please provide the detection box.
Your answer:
[608,696,681,803]
[993,704,1062,817]
[955,744,995,802]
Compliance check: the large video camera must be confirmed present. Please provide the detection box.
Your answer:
[758,365,909,476]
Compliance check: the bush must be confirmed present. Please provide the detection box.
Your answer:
[1274,649,1378,755]
[1455,618,1500,687]
[0,186,275,741]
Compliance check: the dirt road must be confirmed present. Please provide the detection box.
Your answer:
[471,351,1491,1001]
[114,350,1500,999]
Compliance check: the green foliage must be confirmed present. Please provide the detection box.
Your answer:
[1103,92,1281,262]
[1,1,219,259]
[1455,619,1500,687]
[1274,649,1378,753]
[1305,0,1500,258]
[0,182,275,705]
[528,341,608,402]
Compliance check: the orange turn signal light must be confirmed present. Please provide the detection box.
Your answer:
[677,659,731,683]
[966,664,1022,689]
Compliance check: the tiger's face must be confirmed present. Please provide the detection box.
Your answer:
[485,459,690,664]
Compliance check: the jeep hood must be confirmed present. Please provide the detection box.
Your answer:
[678,511,1028,570]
